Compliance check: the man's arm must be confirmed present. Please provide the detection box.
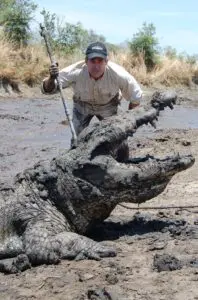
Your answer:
[41,61,84,94]
[114,63,143,110]
[42,62,59,93]
[122,77,143,110]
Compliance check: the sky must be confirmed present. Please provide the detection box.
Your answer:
[33,0,198,55]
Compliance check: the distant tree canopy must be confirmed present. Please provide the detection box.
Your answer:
[129,22,159,71]
[0,0,14,22]
[163,46,177,59]
[0,0,37,46]
[40,9,107,54]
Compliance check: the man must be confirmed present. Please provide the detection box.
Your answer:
[42,41,143,137]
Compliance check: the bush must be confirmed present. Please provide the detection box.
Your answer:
[0,0,37,46]
[41,9,107,55]
[163,46,177,59]
[129,22,159,71]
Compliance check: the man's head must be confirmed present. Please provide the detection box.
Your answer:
[85,42,108,79]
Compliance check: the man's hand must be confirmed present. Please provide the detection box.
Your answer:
[128,102,140,110]
[49,62,59,79]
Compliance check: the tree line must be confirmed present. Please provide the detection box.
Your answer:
[0,0,197,71]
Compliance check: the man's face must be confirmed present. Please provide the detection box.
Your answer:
[86,57,107,79]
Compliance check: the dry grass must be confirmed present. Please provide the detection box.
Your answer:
[110,51,151,85]
[0,38,197,88]
[110,50,197,87]
[150,57,194,86]
[0,38,18,79]
[0,38,84,87]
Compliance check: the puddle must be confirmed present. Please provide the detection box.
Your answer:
[1,100,198,147]
[155,106,198,129]
[134,105,198,137]
[1,99,198,185]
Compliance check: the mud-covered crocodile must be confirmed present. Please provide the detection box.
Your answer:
[0,91,194,273]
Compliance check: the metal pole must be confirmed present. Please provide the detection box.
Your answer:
[40,24,77,148]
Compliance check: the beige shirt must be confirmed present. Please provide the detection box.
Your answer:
[42,60,143,105]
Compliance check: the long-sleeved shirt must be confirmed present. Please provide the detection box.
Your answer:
[42,60,143,105]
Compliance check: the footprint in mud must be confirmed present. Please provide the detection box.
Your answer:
[153,254,183,272]
[0,150,15,157]
[0,114,29,121]
[153,254,198,272]
[87,287,116,300]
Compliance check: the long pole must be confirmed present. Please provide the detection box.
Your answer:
[40,24,77,148]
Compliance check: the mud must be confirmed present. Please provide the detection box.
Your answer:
[0,87,198,299]
[153,254,198,273]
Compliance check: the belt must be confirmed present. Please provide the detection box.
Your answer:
[73,92,121,107]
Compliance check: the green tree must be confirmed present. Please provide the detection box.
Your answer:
[41,10,86,53]
[178,52,198,65]
[40,10,107,54]
[186,54,198,65]
[86,29,105,43]
[163,46,177,59]
[0,0,13,23]
[55,21,88,53]
[129,22,159,70]
[1,0,37,46]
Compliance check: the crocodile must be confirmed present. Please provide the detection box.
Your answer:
[0,91,194,273]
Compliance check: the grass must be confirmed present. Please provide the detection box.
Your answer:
[111,51,196,87]
[0,38,197,88]
[0,38,84,87]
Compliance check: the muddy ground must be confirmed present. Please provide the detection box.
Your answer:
[0,86,198,300]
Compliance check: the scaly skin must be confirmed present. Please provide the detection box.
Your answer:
[0,91,195,273]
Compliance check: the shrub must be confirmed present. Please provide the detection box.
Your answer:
[129,22,159,71]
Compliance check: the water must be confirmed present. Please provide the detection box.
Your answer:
[1,98,198,185]
[155,106,198,129]
[1,99,198,147]
[135,105,198,137]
